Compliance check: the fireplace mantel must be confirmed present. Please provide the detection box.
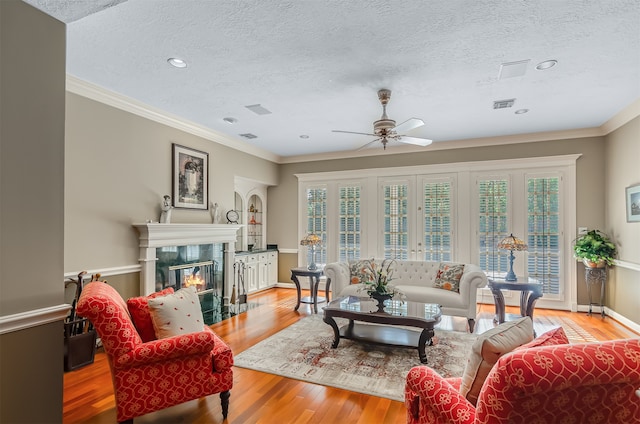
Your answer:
[133,223,242,296]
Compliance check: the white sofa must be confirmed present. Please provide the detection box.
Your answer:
[324,260,488,332]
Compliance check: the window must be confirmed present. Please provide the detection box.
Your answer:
[477,179,509,275]
[527,176,561,296]
[305,187,327,265]
[339,185,361,261]
[382,183,409,259]
[422,180,452,261]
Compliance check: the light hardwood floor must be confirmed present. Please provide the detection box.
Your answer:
[63,288,639,424]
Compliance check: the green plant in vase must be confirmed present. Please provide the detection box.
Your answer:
[573,230,617,268]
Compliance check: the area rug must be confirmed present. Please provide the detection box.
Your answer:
[233,315,477,402]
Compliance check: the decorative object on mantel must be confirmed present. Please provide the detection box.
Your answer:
[211,202,222,223]
[573,229,617,268]
[226,209,239,224]
[300,233,322,270]
[497,233,528,281]
[172,143,208,210]
[159,194,173,223]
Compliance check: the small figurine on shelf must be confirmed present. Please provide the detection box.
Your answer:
[211,202,222,224]
[160,195,173,223]
[249,204,256,213]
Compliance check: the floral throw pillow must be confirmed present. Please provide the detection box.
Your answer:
[434,263,465,293]
[349,259,375,285]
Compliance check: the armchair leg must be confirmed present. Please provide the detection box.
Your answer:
[468,318,475,333]
[220,390,230,419]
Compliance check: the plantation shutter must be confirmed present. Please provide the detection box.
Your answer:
[527,176,561,296]
[422,181,452,261]
[383,183,409,259]
[306,187,327,265]
[339,185,361,262]
[478,179,509,275]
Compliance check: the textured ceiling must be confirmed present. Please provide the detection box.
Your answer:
[26,0,640,160]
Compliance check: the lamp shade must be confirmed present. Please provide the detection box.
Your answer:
[498,234,528,251]
[300,233,322,246]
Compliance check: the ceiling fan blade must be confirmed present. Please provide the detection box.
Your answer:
[332,130,377,136]
[356,138,382,151]
[398,136,433,147]
[393,118,425,133]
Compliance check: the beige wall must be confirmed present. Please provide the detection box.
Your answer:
[65,93,278,272]
[0,1,65,422]
[604,116,640,324]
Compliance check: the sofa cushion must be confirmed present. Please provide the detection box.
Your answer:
[434,263,465,293]
[148,286,205,339]
[349,259,375,284]
[459,316,533,405]
[127,287,175,342]
[514,326,569,350]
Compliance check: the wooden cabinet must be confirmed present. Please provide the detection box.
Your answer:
[235,250,278,294]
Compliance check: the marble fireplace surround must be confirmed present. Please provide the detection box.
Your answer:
[133,223,242,301]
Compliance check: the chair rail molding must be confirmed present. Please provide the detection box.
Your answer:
[0,304,71,335]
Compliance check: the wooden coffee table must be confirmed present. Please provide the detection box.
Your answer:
[323,296,442,363]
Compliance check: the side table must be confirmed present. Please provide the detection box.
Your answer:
[290,267,327,313]
[487,277,543,327]
[584,267,606,318]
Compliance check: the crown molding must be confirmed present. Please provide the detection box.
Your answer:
[600,97,640,135]
[66,75,281,163]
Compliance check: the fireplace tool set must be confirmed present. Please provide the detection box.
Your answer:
[64,271,101,371]
[231,261,248,310]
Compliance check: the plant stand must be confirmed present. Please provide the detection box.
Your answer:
[585,267,606,318]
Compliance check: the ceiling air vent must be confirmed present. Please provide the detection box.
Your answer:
[239,133,258,139]
[245,104,272,115]
[493,99,516,109]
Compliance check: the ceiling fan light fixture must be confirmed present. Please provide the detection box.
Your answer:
[167,57,187,68]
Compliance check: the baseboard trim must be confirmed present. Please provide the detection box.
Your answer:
[576,304,640,334]
[0,304,71,335]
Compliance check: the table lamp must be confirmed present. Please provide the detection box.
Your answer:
[497,233,528,281]
[300,233,322,270]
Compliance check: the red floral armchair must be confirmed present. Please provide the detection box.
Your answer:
[77,282,233,424]
[405,338,640,424]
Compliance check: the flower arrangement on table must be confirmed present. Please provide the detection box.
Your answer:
[351,258,404,300]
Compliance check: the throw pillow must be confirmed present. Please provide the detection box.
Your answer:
[459,316,534,405]
[349,259,375,285]
[147,286,205,339]
[514,326,569,350]
[433,263,465,293]
[127,287,174,342]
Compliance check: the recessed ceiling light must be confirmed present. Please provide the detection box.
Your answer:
[167,58,187,68]
[515,109,529,114]
[535,60,557,70]
[299,135,309,139]
[223,117,238,124]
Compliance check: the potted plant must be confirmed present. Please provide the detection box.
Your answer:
[573,230,617,268]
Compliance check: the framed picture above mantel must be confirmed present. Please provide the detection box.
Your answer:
[172,144,208,210]
[626,184,640,223]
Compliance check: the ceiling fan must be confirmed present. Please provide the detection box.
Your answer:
[333,89,433,150]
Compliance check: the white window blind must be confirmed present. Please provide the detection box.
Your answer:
[422,181,452,261]
[478,179,509,274]
[339,185,361,262]
[527,176,561,295]
[383,183,409,259]
[306,187,327,265]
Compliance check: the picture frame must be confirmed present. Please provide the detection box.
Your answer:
[172,144,208,210]
[626,184,640,223]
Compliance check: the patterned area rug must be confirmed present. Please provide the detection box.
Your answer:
[234,314,477,402]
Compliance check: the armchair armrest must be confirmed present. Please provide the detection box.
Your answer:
[405,366,475,424]
[113,330,216,369]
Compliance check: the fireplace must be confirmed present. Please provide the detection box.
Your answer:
[134,223,242,324]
